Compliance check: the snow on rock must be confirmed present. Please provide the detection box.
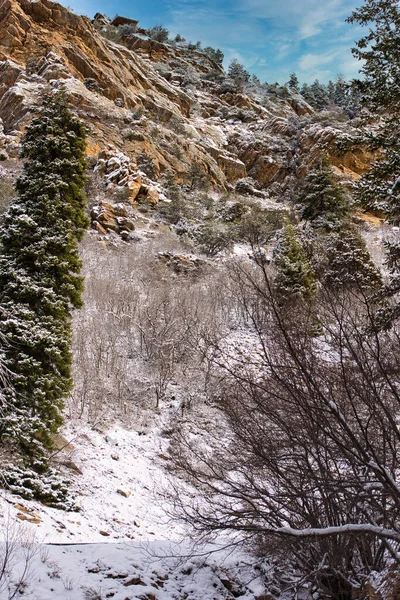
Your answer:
[2,539,263,600]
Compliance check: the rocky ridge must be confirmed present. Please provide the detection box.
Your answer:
[0,0,375,209]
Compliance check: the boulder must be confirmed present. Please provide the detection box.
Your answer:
[117,489,132,498]
[94,146,142,200]
[91,200,135,236]
[111,15,139,28]
[127,178,142,200]
[146,186,159,205]
[17,512,41,524]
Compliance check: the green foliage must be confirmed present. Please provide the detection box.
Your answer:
[300,83,316,107]
[300,75,355,113]
[334,74,349,107]
[160,189,191,224]
[348,0,400,326]
[188,161,208,190]
[235,206,284,247]
[322,226,382,292]
[149,24,169,43]
[287,72,299,93]
[218,201,248,223]
[4,464,78,510]
[203,47,224,66]
[174,34,186,43]
[0,88,88,455]
[274,222,316,302]
[310,79,330,110]
[227,59,250,91]
[298,158,350,230]
[195,222,235,256]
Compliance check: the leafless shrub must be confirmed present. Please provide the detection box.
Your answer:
[0,510,37,599]
[84,586,104,600]
[168,256,400,599]
[62,574,75,590]
[68,232,232,424]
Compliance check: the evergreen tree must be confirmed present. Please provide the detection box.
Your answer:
[274,222,316,302]
[287,72,300,93]
[310,79,330,110]
[0,88,88,454]
[297,157,350,231]
[204,46,224,66]
[227,59,250,90]
[348,0,400,326]
[300,83,316,108]
[327,80,335,105]
[334,73,348,107]
[250,74,261,87]
[323,226,382,292]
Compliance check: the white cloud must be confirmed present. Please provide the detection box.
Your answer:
[236,0,357,40]
[160,0,363,83]
[298,48,341,72]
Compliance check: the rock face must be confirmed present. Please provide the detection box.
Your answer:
[92,145,162,207]
[0,0,373,195]
[94,146,142,200]
[90,200,135,235]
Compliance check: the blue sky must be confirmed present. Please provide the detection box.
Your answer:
[66,0,364,85]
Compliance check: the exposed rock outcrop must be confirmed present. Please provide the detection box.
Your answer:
[0,0,375,197]
[90,201,135,235]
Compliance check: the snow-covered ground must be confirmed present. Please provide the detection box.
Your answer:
[0,406,264,599]
[2,537,263,600]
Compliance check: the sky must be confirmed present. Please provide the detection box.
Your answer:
[65,0,365,85]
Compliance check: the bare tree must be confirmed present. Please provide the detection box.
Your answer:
[0,508,37,599]
[169,257,400,599]
[68,233,231,423]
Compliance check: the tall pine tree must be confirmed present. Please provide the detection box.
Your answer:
[322,227,382,292]
[287,72,300,93]
[274,222,316,303]
[0,88,88,455]
[348,0,400,326]
[298,157,350,231]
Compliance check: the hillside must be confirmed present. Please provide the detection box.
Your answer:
[0,0,374,196]
[0,1,397,599]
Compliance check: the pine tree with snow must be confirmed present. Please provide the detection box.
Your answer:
[298,157,350,231]
[227,59,250,90]
[310,79,329,111]
[287,72,300,93]
[327,80,335,106]
[300,83,316,108]
[348,0,400,326]
[322,226,382,292]
[274,221,316,303]
[0,87,88,455]
[334,74,348,107]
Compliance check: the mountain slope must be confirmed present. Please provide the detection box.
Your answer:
[0,0,374,195]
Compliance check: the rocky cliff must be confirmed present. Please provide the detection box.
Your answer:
[0,0,372,203]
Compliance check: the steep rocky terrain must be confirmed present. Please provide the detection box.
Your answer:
[0,2,393,600]
[0,0,374,205]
